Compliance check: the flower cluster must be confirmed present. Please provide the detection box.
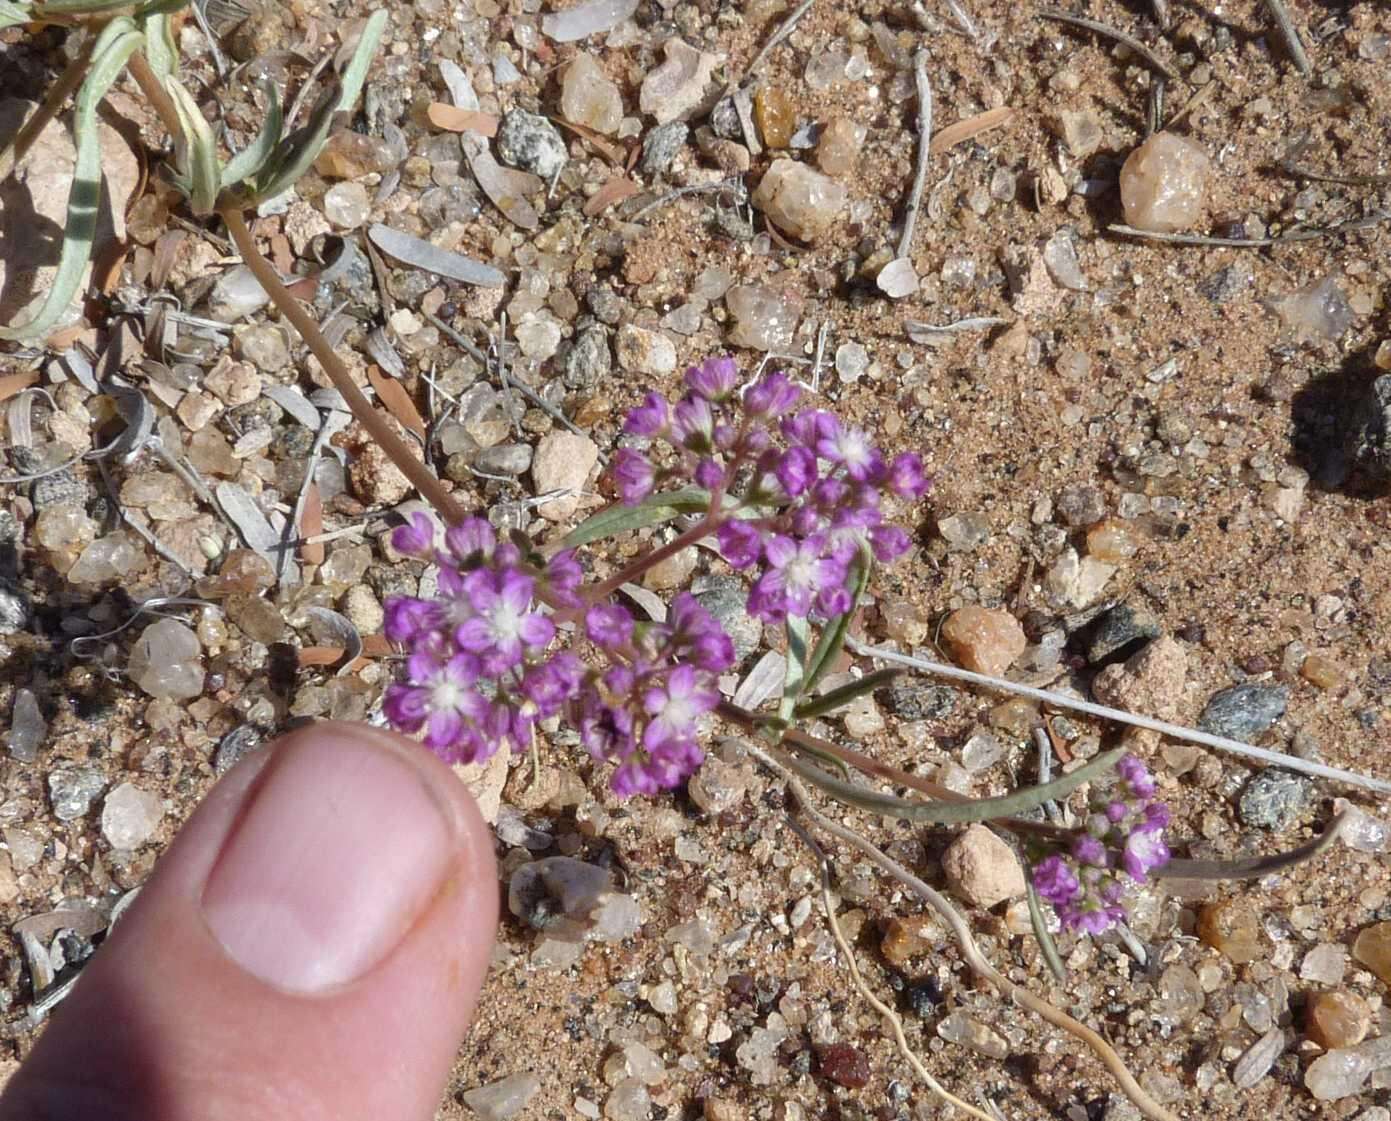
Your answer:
[1030,754,1171,935]
[381,515,583,765]
[612,357,930,624]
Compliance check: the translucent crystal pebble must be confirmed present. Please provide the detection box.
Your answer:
[126,619,205,700]
[34,503,95,552]
[67,531,142,584]
[314,130,396,179]
[1119,131,1211,233]
[1271,276,1354,343]
[461,1072,542,1121]
[936,1011,1008,1059]
[48,766,105,822]
[1335,798,1390,853]
[100,782,163,850]
[876,257,919,298]
[322,181,370,229]
[7,689,46,763]
[664,917,717,955]
[561,54,623,135]
[961,731,1004,772]
[804,44,850,90]
[735,1020,787,1085]
[726,284,797,351]
[1042,229,1087,291]
[508,856,611,930]
[1306,1049,1374,1100]
[834,342,869,382]
[542,0,638,42]
[604,1078,650,1121]
[751,159,846,242]
[1156,964,1203,1027]
[1301,942,1349,984]
[207,264,271,322]
[1307,991,1371,1050]
[817,117,865,177]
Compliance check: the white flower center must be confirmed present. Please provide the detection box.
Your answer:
[783,552,818,591]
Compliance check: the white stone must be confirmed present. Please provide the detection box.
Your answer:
[531,431,600,521]
[1118,131,1211,233]
[126,619,205,700]
[322,181,371,229]
[725,284,797,351]
[751,159,846,242]
[639,39,719,124]
[942,824,1025,908]
[562,54,623,135]
[461,1072,542,1121]
[615,324,676,375]
[101,783,164,850]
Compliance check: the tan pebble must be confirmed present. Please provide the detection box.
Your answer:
[942,823,1026,909]
[880,914,946,967]
[1119,131,1211,233]
[1086,518,1143,562]
[1300,653,1347,690]
[988,698,1038,737]
[817,117,865,176]
[1353,922,1391,986]
[704,1099,743,1121]
[753,87,795,148]
[751,159,846,242]
[939,606,1027,677]
[1306,991,1371,1049]
[1197,898,1264,964]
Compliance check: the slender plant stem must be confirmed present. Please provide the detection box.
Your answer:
[0,38,93,181]
[220,208,466,523]
[897,49,933,260]
[584,514,717,603]
[126,51,185,140]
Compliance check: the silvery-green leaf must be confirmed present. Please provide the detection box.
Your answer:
[793,669,899,721]
[141,10,177,78]
[1028,885,1068,983]
[0,0,32,29]
[367,223,505,287]
[0,20,142,342]
[219,80,281,189]
[559,487,711,550]
[215,481,278,558]
[240,10,385,205]
[732,650,785,711]
[779,614,810,723]
[164,77,219,214]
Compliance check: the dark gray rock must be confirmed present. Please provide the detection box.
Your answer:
[1348,374,1391,482]
[879,681,958,721]
[48,766,105,822]
[1055,483,1106,527]
[214,724,263,774]
[1237,769,1312,830]
[563,325,612,390]
[1198,683,1289,741]
[692,575,759,665]
[496,109,567,178]
[640,121,689,177]
[1086,604,1161,666]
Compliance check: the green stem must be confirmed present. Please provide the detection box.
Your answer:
[583,512,719,604]
[220,208,466,524]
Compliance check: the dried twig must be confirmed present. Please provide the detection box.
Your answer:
[754,745,1179,1121]
[785,818,1000,1121]
[1108,213,1391,247]
[1038,9,1178,81]
[1264,0,1311,76]
[845,639,1391,795]
[898,50,934,260]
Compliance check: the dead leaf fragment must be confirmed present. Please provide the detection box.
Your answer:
[426,102,499,136]
[930,107,1015,156]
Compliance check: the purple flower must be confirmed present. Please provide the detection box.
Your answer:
[1072,834,1109,867]
[775,446,817,497]
[886,452,931,499]
[672,397,716,451]
[385,652,488,760]
[454,568,554,673]
[667,592,735,672]
[1105,800,1128,824]
[694,457,725,491]
[392,511,437,558]
[625,392,669,437]
[444,518,495,563]
[686,356,738,401]
[611,448,655,504]
[383,596,441,645]
[717,520,762,568]
[544,549,584,608]
[744,372,800,417]
[868,524,911,563]
[1031,855,1081,907]
[1059,901,1124,935]
[521,653,584,716]
[1121,822,1170,881]
[817,423,881,481]
[1117,754,1156,800]
[586,602,635,649]
[643,664,718,747]
[748,535,846,622]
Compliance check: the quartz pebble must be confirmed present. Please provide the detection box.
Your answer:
[207,264,271,321]
[936,1011,1008,1059]
[615,323,676,375]
[1272,276,1355,343]
[1042,229,1087,291]
[735,1018,787,1084]
[639,38,719,124]
[604,1078,650,1121]
[532,431,600,521]
[939,606,1026,677]
[7,688,46,762]
[817,117,864,176]
[562,54,623,134]
[1307,990,1371,1049]
[938,511,991,550]
[496,110,567,178]
[461,1072,542,1121]
[942,823,1025,908]
[68,531,142,584]
[1352,922,1391,985]
[322,181,370,229]
[725,284,797,351]
[1301,942,1349,985]
[100,782,163,850]
[49,766,105,822]
[880,914,946,966]
[1118,132,1211,233]
[127,619,205,700]
[1156,965,1203,1027]
[751,160,846,242]
[1303,1038,1391,1101]
[1197,898,1263,963]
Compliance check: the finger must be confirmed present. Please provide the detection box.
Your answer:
[0,721,497,1121]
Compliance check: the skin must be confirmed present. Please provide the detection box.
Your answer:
[0,722,497,1121]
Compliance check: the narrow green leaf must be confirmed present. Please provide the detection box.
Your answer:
[779,745,1128,825]
[1027,884,1068,983]
[1157,812,1348,881]
[793,668,900,721]
[801,548,871,698]
[242,9,386,205]
[0,20,142,342]
[558,487,711,550]
[164,77,219,214]
[140,10,178,78]
[219,81,282,189]
[779,614,810,723]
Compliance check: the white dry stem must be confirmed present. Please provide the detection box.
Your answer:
[846,639,1391,796]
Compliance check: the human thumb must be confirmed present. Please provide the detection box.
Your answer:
[0,721,497,1121]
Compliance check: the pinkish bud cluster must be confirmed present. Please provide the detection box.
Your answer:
[613,356,930,625]
[1030,754,1171,935]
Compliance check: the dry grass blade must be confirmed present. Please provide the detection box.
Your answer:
[1037,9,1178,81]
[552,116,626,164]
[367,364,427,439]
[1263,0,1311,75]
[928,106,1014,155]
[786,818,1000,1121]
[897,50,933,260]
[584,175,640,217]
[299,482,324,564]
[1109,213,1391,247]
